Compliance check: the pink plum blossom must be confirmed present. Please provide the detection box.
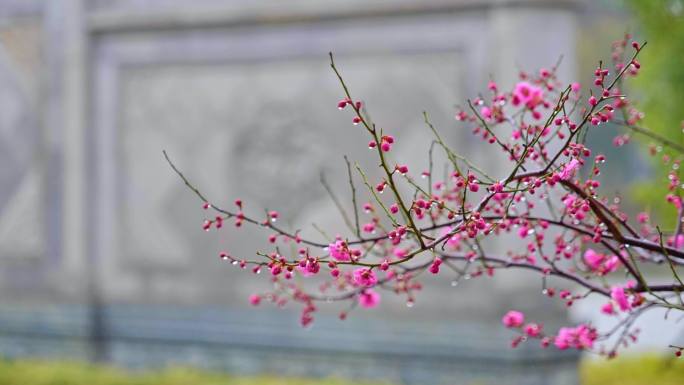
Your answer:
[353,268,377,287]
[524,323,542,337]
[328,240,351,262]
[559,158,581,180]
[502,310,525,328]
[611,285,631,312]
[512,81,544,109]
[554,324,596,350]
[358,289,381,308]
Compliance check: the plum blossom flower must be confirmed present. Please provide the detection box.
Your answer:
[601,302,615,315]
[502,310,525,328]
[358,289,381,308]
[480,106,493,119]
[428,257,442,274]
[559,158,581,180]
[636,212,649,223]
[554,324,596,350]
[603,255,620,273]
[393,247,408,258]
[562,194,576,209]
[583,249,621,275]
[512,81,544,109]
[611,284,631,312]
[249,294,261,306]
[441,227,461,248]
[328,240,351,262]
[666,194,682,210]
[524,323,542,337]
[296,258,320,277]
[353,268,377,287]
[583,249,603,270]
[670,234,684,249]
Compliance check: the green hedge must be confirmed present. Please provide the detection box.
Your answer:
[0,360,385,385]
[580,354,684,385]
[1,355,683,385]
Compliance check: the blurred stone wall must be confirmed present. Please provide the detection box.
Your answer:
[0,1,581,384]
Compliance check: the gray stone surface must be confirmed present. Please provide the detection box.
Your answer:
[0,0,583,384]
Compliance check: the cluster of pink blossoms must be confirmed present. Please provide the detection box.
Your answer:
[555,325,598,350]
[583,249,621,275]
[502,309,598,350]
[167,34,684,357]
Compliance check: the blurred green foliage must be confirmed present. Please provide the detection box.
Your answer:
[0,360,387,385]
[580,354,684,385]
[1,355,684,385]
[624,0,684,226]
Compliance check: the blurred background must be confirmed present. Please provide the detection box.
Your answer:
[0,0,683,384]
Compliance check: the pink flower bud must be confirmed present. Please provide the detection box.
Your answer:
[428,257,442,274]
[524,323,542,337]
